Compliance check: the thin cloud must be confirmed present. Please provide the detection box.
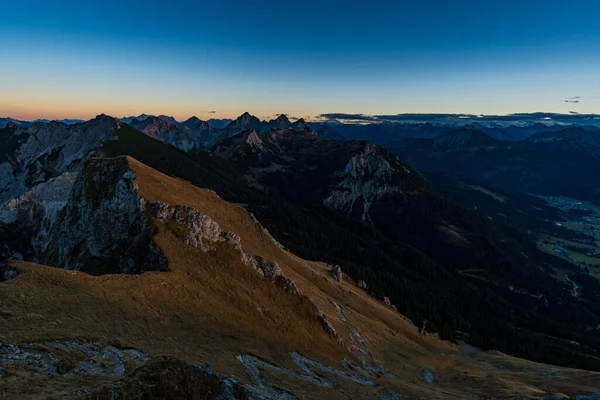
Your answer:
[204,110,217,114]
[565,100,580,104]
[566,96,583,100]
[319,113,375,121]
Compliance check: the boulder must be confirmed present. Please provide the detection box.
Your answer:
[331,265,343,282]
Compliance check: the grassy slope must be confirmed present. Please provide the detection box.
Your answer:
[100,124,600,372]
[1,157,599,399]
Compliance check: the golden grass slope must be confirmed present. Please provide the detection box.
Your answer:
[0,156,598,399]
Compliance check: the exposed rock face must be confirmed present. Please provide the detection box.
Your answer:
[0,341,149,379]
[423,369,435,384]
[0,115,120,207]
[38,157,167,275]
[152,203,232,252]
[331,265,343,282]
[149,200,298,293]
[1,170,76,220]
[0,116,123,259]
[324,143,405,222]
[0,262,17,282]
[316,307,342,344]
[89,357,251,400]
[244,131,265,150]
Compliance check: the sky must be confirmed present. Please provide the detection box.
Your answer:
[1,0,600,121]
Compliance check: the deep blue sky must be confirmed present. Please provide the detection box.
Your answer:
[1,0,599,120]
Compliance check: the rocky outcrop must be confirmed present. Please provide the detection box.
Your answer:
[0,340,149,379]
[331,265,343,282]
[318,312,342,344]
[92,357,251,400]
[244,131,265,150]
[0,262,17,282]
[324,143,406,222]
[152,202,299,294]
[37,157,167,275]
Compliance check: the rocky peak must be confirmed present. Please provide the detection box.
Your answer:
[291,118,308,131]
[226,112,261,131]
[275,114,290,124]
[181,116,212,132]
[89,114,121,127]
[136,116,174,129]
[324,143,410,222]
[157,115,179,125]
[267,114,292,130]
[243,131,264,150]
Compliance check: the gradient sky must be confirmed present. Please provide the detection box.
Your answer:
[1,0,600,120]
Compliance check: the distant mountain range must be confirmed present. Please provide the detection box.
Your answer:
[0,117,84,128]
[387,126,600,204]
[309,120,600,143]
[6,112,599,144]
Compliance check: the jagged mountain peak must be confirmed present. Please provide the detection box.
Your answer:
[225,112,263,133]
[231,111,260,124]
[244,130,264,149]
[157,115,179,125]
[274,114,290,123]
[181,116,212,131]
[183,116,202,124]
